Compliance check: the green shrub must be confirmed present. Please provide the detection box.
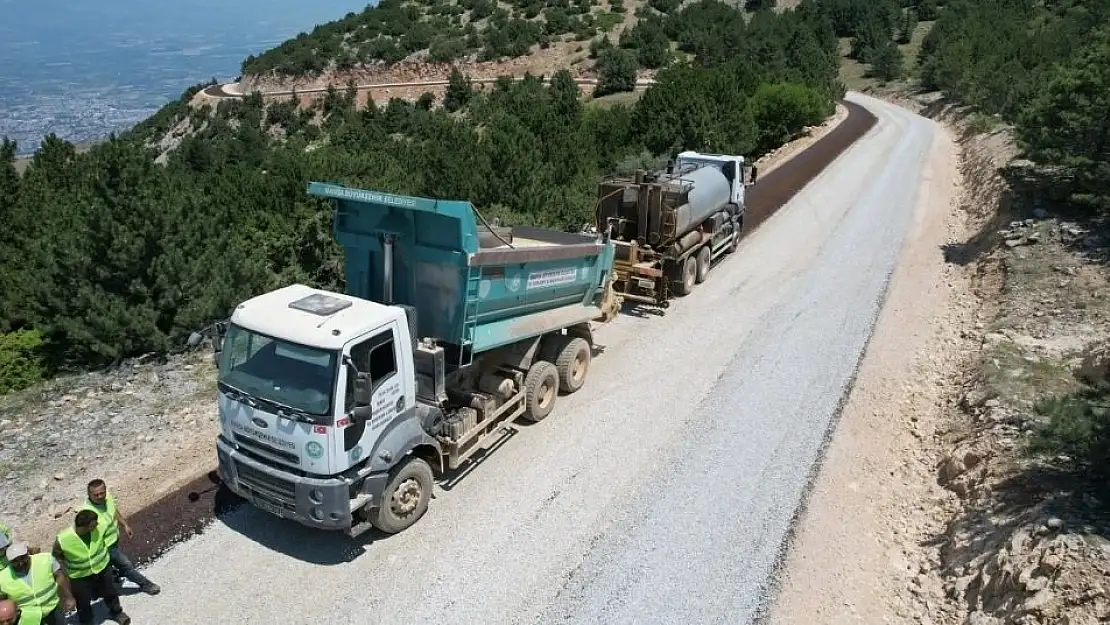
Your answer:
[749,82,829,155]
[1029,386,1110,475]
[593,48,637,97]
[0,330,45,394]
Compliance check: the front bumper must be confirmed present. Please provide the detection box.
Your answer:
[217,436,357,531]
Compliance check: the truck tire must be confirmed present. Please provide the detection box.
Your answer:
[671,256,696,297]
[727,216,744,253]
[370,456,434,534]
[522,361,559,422]
[695,246,711,284]
[555,337,591,394]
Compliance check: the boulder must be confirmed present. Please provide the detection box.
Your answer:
[1075,343,1110,384]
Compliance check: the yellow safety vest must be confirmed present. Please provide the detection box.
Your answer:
[56,527,109,579]
[81,493,119,548]
[0,553,60,625]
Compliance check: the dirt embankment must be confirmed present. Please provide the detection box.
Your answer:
[0,352,219,551]
[772,87,1109,625]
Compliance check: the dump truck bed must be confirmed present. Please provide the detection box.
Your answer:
[307,182,620,368]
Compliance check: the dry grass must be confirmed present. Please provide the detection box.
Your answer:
[837,20,935,91]
[586,89,645,108]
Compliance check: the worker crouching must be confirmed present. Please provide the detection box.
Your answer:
[53,510,131,625]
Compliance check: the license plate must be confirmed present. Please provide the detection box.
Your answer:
[252,494,285,519]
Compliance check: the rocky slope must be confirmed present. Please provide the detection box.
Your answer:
[864,86,1110,625]
[0,351,217,548]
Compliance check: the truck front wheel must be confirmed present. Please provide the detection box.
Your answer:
[695,246,711,284]
[522,361,559,422]
[727,216,744,253]
[370,456,434,534]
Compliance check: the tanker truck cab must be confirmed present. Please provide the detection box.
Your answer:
[215,284,441,535]
[673,150,759,209]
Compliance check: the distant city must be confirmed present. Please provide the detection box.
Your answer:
[0,0,367,156]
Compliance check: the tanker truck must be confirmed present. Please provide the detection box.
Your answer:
[595,151,758,307]
[211,182,621,536]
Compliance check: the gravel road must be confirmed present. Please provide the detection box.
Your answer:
[115,92,937,625]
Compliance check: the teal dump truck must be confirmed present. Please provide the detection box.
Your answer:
[212,182,621,535]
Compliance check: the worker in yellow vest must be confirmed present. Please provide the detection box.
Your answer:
[0,541,76,625]
[0,530,41,571]
[82,479,159,596]
[52,510,130,625]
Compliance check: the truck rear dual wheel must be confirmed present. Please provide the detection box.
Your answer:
[671,256,697,297]
[555,337,591,394]
[522,361,559,423]
[370,456,434,534]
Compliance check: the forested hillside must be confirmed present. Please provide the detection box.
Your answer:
[239,0,811,80]
[242,0,629,74]
[917,0,1110,206]
[0,0,842,392]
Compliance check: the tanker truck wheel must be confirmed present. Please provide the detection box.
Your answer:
[370,456,434,534]
[671,256,697,297]
[555,337,591,394]
[522,361,559,422]
[695,246,712,284]
[727,217,743,253]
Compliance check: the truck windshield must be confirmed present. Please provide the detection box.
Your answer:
[217,324,337,419]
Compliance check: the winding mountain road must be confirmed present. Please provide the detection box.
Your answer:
[112,91,937,625]
[201,76,658,99]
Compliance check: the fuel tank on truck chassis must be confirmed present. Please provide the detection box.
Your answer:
[308,182,622,372]
[596,162,732,251]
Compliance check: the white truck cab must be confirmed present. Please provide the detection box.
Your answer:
[674,150,759,206]
[214,284,434,532]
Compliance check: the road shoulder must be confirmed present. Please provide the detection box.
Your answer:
[767,107,972,624]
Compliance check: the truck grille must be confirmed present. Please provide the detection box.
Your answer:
[235,461,296,504]
[233,432,300,465]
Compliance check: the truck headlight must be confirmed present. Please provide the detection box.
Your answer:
[309,489,324,504]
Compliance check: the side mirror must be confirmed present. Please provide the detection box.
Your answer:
[350,372,373,423]
[353,373,372,406]
[352,405,372,422]
[742,165,758,185]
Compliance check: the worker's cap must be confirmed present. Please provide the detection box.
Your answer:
[0,533,9,550]
[5,542,28,559]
